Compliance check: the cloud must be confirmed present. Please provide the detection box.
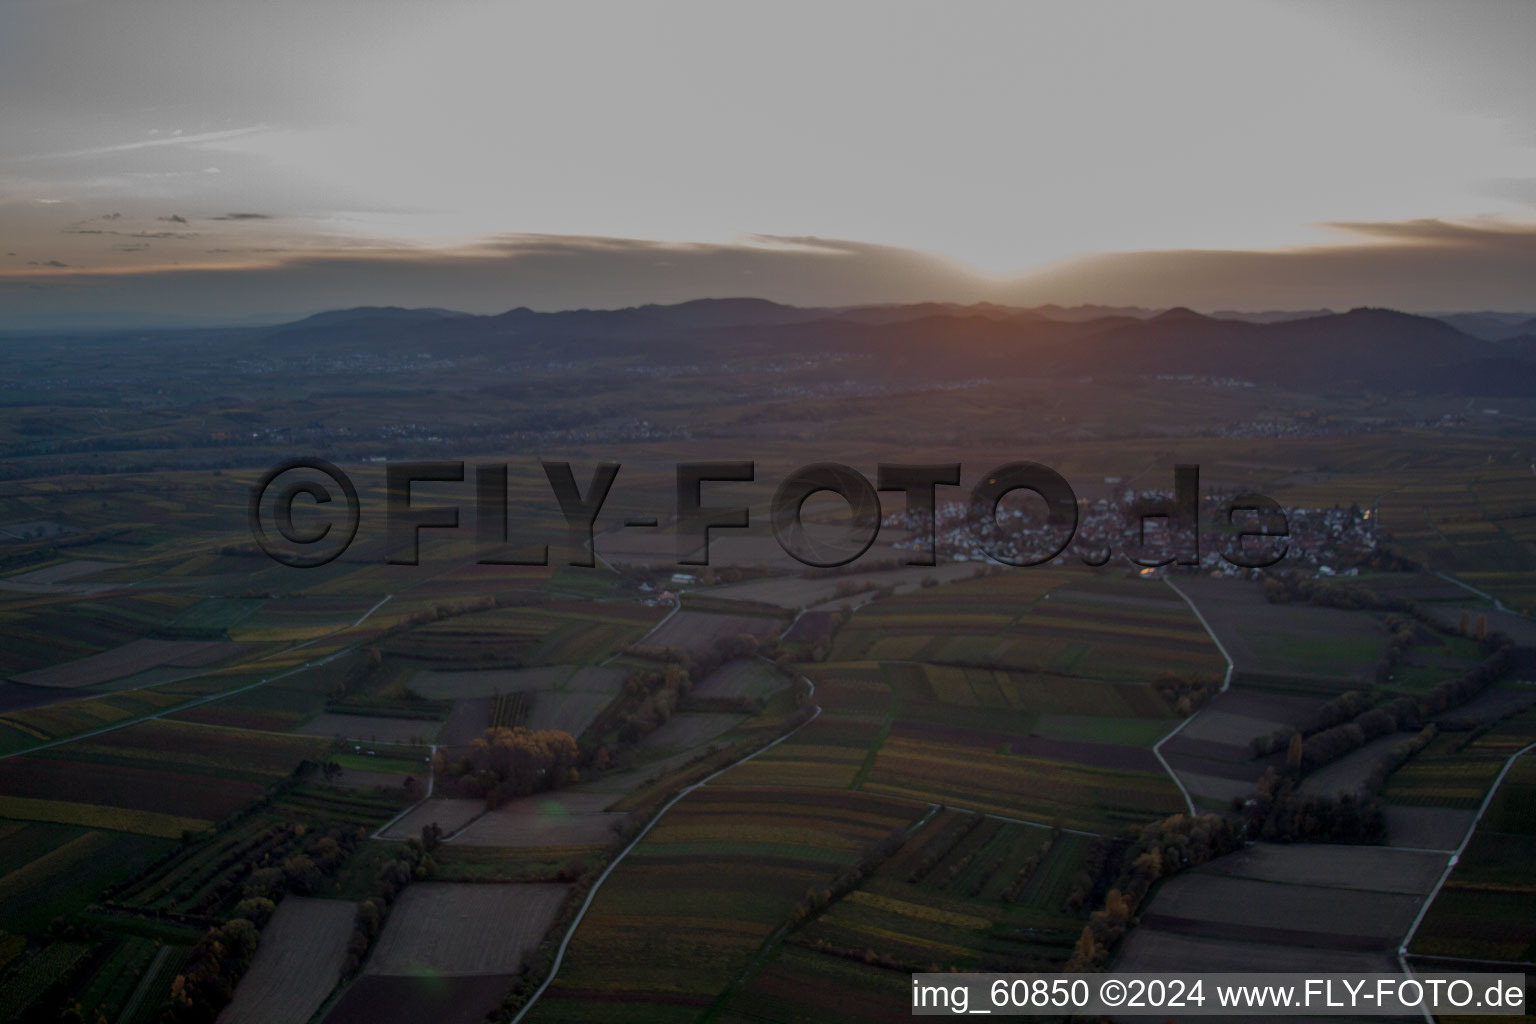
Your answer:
[1002,220,1536,312]
[210,212,270,221]
[1,220,1534,327]
[0,234,982,325]
[62,225,197,240]
[1319,218,1536,246]
[5,125,271,164]
[1481,178,1536,210]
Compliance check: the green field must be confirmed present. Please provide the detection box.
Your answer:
[1410,747,1536,963]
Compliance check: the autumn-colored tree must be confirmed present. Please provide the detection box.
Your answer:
[1286,731,1305,772]
[453,726,580,807]
[1066,926,1097,970]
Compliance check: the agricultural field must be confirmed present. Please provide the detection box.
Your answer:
[635,711,746,755]
[385,601,663,666]
[706,560,982,610]
[525,690,615,737]
[828,572,1225,683]
[1117,844,1445,973]
[709,811,1100,1023]
[219,896,357,1024]
[1299,732,1414,797]
[1173,575,1389,691]
[366,881,567,975]
[70,935,181,1024]
[1382,804,1476,851]
[166,658,345,732]
[794,650,1193,833]
[1409,750,1536,964]
[692,658,790,700]
[1385,709,1536,810]
[1,558,122,586]
[644,608,785,655]
[380,797,486,840]
[60,717,329,780]
[0,590,206,678]
[1159,689,1316,804]
[523,787,922,1021]
[441,696,494,745]
[0,690,174,753]
[0,756,266,830]
[710,712,879,790]
[409,664,574,700]
[0,940,94,1022]
[0,824,171,931]
[9,637,243,688]
[712,944,912,1024]
[816,811,1084,950]
[715,611,1198,831]
[452,792,627,847]
[296,711,443,744]
[0,374,1533,1024]
[325,973,517,1024]
[860,722,1183,831]
[108,786,403,918]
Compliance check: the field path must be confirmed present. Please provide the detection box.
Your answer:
[1148,576,1236,815]
[600,600,679,665]
[1434,570,1510,613]
[1391,740,1536,1023]
[1162,576,1236,690]
[0,591,397,762]
[287,591,395,649]
[508,669,823,1024]
[369,743,438,839]
[1397,740,1536,962]
[511,635,1117,1023]
[114,943,170,1024]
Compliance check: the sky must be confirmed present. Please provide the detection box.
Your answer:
[2,0,1535,325]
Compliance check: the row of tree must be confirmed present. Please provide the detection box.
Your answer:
[341,831,437,976]
[599,632,782,749]
[1261,571,1418,612]
[1066,813,1241,970]
[1363,725,1438,795]
[1244,766,1386,844]
[1254,638,1512,773]
[788,826,910,928]
[162,821,366,1022]
[1001,829,1059,904]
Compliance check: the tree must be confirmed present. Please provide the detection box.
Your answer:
[446,726,580,807]
[1286,731,1304,772]
[282,854,322,894]
[232,897,276,927]
[1067,927,1097,970]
